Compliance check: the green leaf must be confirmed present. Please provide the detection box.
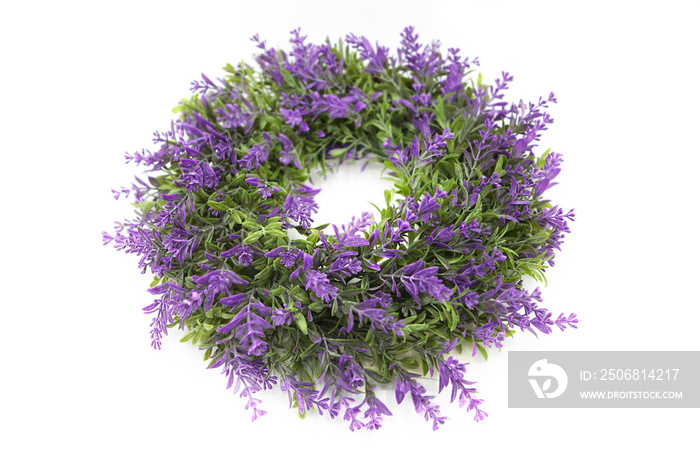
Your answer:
[207,200,228,212]
[434,254,450,270]
[475,342,489,361]
[329,147,350,157]
[280,68,296,88]
[180,329,196,343]
[494,154,506,176]
[384,189,394,206]
[530,232,550,244]
[243,220,261,230]
[405,323,430,333]
[443,302,459,332]
[536,148,552,168]
[365,368,391,384]
[294,313,308,335]
[229,210,243,224]
[254,266,272,281]
[243,231,263,244]
[267,229,287,239]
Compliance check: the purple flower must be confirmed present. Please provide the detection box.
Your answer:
[346,33,391,74]
[265,247,300,268]
[280,107,304,128]
[330,255,362,278]
[192,269,249,312]
[284,28,340,92]
[332,211,373,249]
[103,222,161,274]
[162,223,202,266]
[338,355,365,390]
[376,291,393,308]
[395,259,453,305]
[395,372,447,430]
[218,300,273,356]
[209,344,276,421]
[423,129,454,159]
[323,94,349,118]
[305,270,338,303]
[272,307,294,326]
[278,133,301,168]
[308,87,368,121]
[222,244,254,266]
[416,188,446,220]
[344,298,404,337]
[533,152,563,198]
[390,219,417,243]
[283,186,320,228]
[343,402,365,431]
[399,26,443,81]
[178,159,220,191]
[142,283,181,349]
[471,321,505,354]
[363,389,392,430]
[280,376,328,416]
[529,309,555,335]
[436,356,488,422]
[215,103,253,132]
[240,143,269,171]
[245,176,281,199]
[459,219,490,239]
[426,225,454,247]
[442,47,477,98]
[555,312,579,331]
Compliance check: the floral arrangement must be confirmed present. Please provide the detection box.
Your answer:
[104,27,576,431]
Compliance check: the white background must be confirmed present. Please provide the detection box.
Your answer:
[2,1,699,464]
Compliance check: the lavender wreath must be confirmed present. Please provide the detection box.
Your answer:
[104,27,576,430]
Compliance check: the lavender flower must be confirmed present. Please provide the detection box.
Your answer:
[221,244,254,267]
[265,246,300,268]
[192,269,248,312]
[395,372,447,431]
[280,107,304,128]
[271,307,293,326]
[218,298,273,357]
[305,270,338,303]
[344,298,404,337]
[363,389,392,430]
[330,254,362,277]
[280,376,328,416]
[437,356,487,422]
[209,344,276,421]
[345,33,390,74]
[332,211,373,249]
[283,186,320,228]
[239,144,269,171]
[394,259,453,305]
[278,133,301,168]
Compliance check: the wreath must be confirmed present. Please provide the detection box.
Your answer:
[104,26,576,431]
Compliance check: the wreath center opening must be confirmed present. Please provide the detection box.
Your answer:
[310,159,395,233]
